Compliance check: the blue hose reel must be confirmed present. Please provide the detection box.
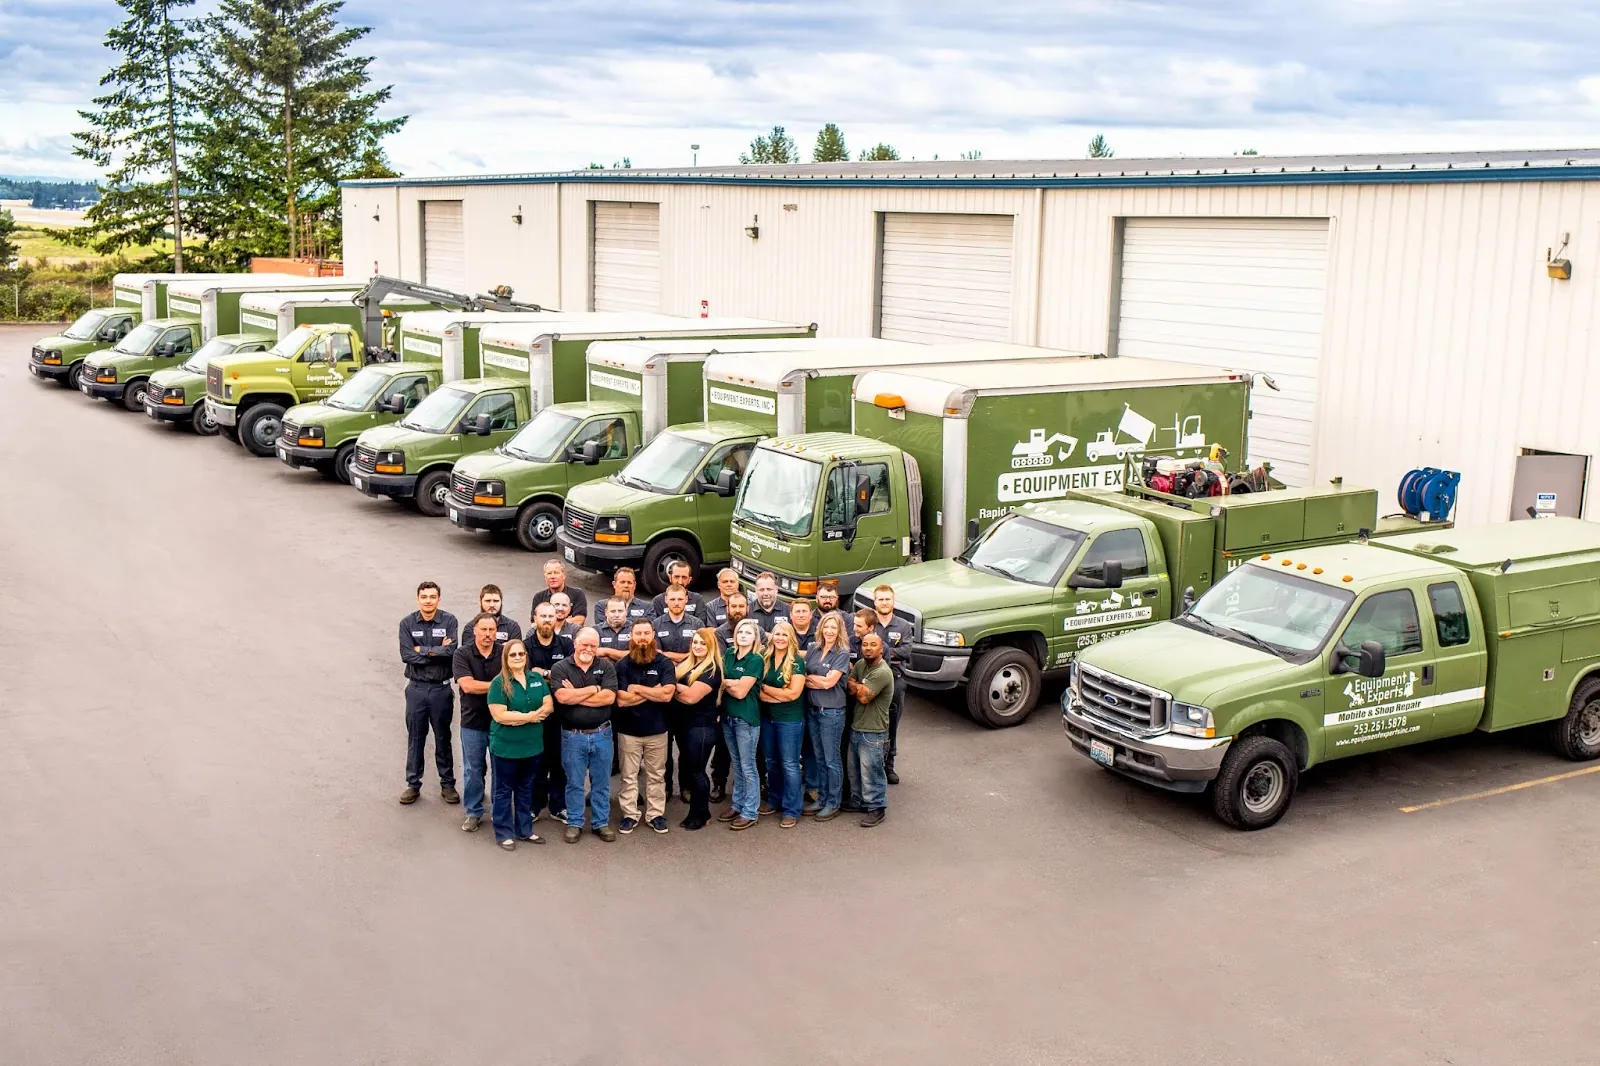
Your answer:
[1397,468,1460,522]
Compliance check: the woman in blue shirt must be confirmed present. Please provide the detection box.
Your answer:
[802,612,851,820]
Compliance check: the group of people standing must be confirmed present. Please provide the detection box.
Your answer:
[397,560,912,851]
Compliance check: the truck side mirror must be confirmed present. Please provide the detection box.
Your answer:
[1101,559,1123,589]
[1356,640,1387,678]
[473,413,493,436]
[581,440,603,465]
[384,394,407,414]
[966,518,981,544]
[854,473,872,516]
[1181,586,1198,612]
[716,468,738,496]
[155,341,176,356]
[1068,559,1124,590]
[98,327,119,342]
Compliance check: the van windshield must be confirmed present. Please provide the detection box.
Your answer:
[399,386,472,434]
[959,515,1086,586]
[326,367,390,411]
[615,431,710,493]
[503,408,579,463]
[61,309,115,340]
[734,448,820,537]
[183,337,240,374]
[266,325,316,359]
[1181,565,1355,658]
[113,322,163,355]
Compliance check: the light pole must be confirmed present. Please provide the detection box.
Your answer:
[691,143,700,166]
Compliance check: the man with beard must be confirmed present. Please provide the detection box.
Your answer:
[526,602,575,824]
[714,592,752,646]
[749,572,790,632]
[614,618,676,835]
[550,592,581,640]
[653,585,700,802]
[551,628,619,843]
[478,585,521,645]
[701,567,742,629]
[452,613,504,833]
[590,567,653,626]
[814,581,841,616]
[649,559,708,621]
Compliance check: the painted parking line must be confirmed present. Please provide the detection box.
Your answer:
[1400,763,1600,813]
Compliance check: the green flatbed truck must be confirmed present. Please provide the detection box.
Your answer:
[27,307,141,390]
[204,323,366,455]
[1064,517,1600,829]
[76,317,201,411]
[143,333,271,434]
[164,275,358,340]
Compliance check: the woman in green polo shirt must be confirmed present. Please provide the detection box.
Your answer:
[758,621,808,827]
[487,639,554,850]
[719,619,765,831]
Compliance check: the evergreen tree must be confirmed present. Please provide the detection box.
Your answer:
[813,123,848,163]
[202,0,405,259]
[1087,134,1113,158]
[71,0,199,270]
[741,126,798,165]
[0,209,18,272]
[858,143,900,161]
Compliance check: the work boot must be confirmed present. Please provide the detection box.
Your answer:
[595,826,618,842]
[398,786,420,805]
[441,786,461,805]
[563,826,582,844]
[886,763,900,786]
[859,809,886,828]
[461,814,482,832]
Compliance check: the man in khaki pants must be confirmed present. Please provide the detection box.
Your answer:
[614,618,676,835]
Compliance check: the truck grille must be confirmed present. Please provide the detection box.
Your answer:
[355,444,379,471]
[281,420,301,443]
[563,505,596,542]
[30,347,46,363]
[1076,664,1168,736]
[206,366,224,399]
[452,472,475,499]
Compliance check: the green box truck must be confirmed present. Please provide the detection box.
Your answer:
[114,272,241,318]
[165,275,359,340]
[143,333,272,434]
[237,289,436,341]
[1063,517,1600,829]
[204,323,367,455]
[558,339,1071,592]
[728,355,1251,601]
[27,307,141,390]
[394,310,560,383]
[76,317,202,411]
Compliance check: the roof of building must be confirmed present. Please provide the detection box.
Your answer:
[478,315,815,350]
[344,148,1600,191]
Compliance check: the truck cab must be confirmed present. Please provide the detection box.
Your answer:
[79,318,202,411]
[446,401,643,549]
[204,323,364,455]
[27,307,140,390]
[277,363,443,483]
[144,333,272,434]
[350,377,532,515]
[558,421,764,592]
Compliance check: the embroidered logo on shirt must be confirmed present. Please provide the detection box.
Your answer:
[431,628,447,637]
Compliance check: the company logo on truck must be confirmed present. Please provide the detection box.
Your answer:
[591,370,642,396]
[405,336,443,358]
[483,351,529,372]
[709,385,776,416]
[1341,671,1416,709]
[997,407,1210,507]
[1062,590,1153,631]
[241,311,278,330]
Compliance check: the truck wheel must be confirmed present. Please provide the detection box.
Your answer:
[413,469,451,518]
[121,378,149,412]
[641,538,700,595]
[192,402,221,436]
[964,647,1041,728]
[220,424,240,444]
[325,442,357,484]
[238,403,286,457]
[515,502,562,552]
[1211,735,1297,830]
[63,362,85,390]
[1550,678,1600,761]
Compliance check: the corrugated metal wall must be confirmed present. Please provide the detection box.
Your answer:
[342,175,1600,525]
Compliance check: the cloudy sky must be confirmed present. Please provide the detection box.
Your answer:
[2,0,1598,180]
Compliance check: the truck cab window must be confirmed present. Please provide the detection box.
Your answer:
[703,442,753,485]
[1341,589,1423,655]
[1427,582,1470,647]
[300,336,331,363]
[571,417,627,458]
[1079,528,1148,578]
[823,462,890,525]
[162,328,193,354]
[328,333,355,361]
[383,375,429,409]
[466,392,519,431]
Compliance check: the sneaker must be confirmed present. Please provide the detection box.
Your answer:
[716,809,739,823]
[441,786,461,805]
[758,802,777,816]
[709,785,727,803]
[780,816,798,828]
[499,839,516,851]
[618,817,638,835]
[563,826,582,844]
[595,826,618,842]
[398,787,420,805]
[555,808,568,821]
[886,766,900,785]
[859,809,886,828]
[814,807,841,822]
[729,817,757,831]
[649,817,669,835]
[531,809,541,823]
[461,814,482,832]
[522,833,546,845]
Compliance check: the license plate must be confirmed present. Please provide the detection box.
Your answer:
[1088,739,1116,768]
[563,547,576,562]
[448,507,459,522]
[276,445,288,460]
[79,382,91,394]
[352,475,364,491]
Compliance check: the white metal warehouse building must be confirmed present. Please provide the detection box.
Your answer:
[342,149,1600,526]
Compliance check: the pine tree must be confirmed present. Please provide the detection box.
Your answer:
[858,143,900,161]
[72,0,199,269]
[813,123,848,163]
[0,209,18,273]
[1087,134,1113,158]
[202,0,405,260]
[741,126,798,165]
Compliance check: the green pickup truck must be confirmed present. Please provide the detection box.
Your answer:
[77,317,202,411]
[27,307,141,390]
[143,333,272,434]
[204,323,366,455]
[1062,517,1600,829]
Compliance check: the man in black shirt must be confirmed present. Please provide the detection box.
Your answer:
[788,598,816,650]
[749,572,790,631]
[550,592,582,640]
[398,581,459,806]
[452,614,502,833]
[526,603,575,822]
[701,567,742,629]
[590,567,652,625]
[653,585,700,802]
[530,559,588,626]
[815,581,841,617]
[714,592,751,646]
[478,584,521,645]
[551,628,619,843]
[871,584,914,785]
[594,598,631,661]
[615,619,676,835]
[649,559,708,621]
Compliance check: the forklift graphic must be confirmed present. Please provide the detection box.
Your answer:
[1010,428,1079,469]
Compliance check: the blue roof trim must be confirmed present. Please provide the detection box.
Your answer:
[342,165,1600,191]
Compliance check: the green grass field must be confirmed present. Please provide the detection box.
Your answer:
[14,225,172,263]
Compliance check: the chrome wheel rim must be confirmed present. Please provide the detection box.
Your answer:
[988,665,1030,714]
[253,415,281,448]
[1242,761,1285,815]
[1579,702,1600,747]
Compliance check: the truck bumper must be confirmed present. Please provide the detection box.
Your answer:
[1062,694,1231,794]
[28,361,70,381]
[555,527,644,572]
[144,396,195,423]
[276,441,331,469]
[205,398,238,427]
[903,645,972,687]
[351,470,417,500]
[446,494,516,531]
[82,380,125,400]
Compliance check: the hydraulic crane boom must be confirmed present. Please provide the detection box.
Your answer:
[352,275,552,359]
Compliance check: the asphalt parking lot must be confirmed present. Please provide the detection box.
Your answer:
[1,322,1596,1065]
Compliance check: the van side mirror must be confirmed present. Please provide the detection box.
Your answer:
[384,394,407,414]
[98,327,119,342]
[716,468,738,496]
[1333,640,1387,678]
[581,440,603,465]
[473,413,493,436]
[155,341,176,356]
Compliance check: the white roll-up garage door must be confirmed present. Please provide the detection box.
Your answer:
[877,213,1014,343]
[421,200,465,291]
[1115,217,1329,486]
[591,201,661,312]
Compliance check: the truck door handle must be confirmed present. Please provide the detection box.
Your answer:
[1142,588,1159,597]
[878,537,895,545]
[1421,665,1434,685]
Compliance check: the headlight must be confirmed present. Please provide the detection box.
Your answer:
[777,574,801,594]
[224,384,233,399]
[922,628,965,648]
[594,515,630,544]
[296,425,325,444]
[94,366,117,383]
[375,450,405,474]
[1169,702,1216,739]
[473,479,507,506]
[43,349,63,363]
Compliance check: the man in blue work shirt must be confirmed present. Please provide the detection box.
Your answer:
[399,581,460,805]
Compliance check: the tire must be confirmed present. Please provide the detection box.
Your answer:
[1550,677,1600,761]
[220,424,240,444]
[1210,734,1298,830]
[62,362,85,390]
[121,378,149,412]
[413,469,451,518]
[238,403,286,457]
[514,501,563,552]
[640,537,701,595]
[191,401,221,436]
[327,442,357,484]
[964,646,1042,728]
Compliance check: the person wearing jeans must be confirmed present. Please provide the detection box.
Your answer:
[673,628,723,830]
[758,621,808,828]
[486,640,552,850]
[550,628,619,843]
[614,618,676,835]
[846,632,894,828]
[802,612,850,820]
[719,619,765,830]
[451,613,503,833]
[398,581,458,805]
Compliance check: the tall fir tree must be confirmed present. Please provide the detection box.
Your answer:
[72,0,199,270]
[813,123,848,163]
[201,0,405,261]
[1087,134,1114,158]
[858,143,899,161]
[0,209,18,273]
[741,126,798,164]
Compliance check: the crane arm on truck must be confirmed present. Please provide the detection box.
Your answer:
[351,276,553,360]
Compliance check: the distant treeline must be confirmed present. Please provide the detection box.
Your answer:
[0,179,101,208]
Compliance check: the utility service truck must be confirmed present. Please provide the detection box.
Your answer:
[729,355,1252,603]
[144,333,271,434]
[113,272,242,319]
[237,289,436,342]
[164,275,358,340]
[205,323,368,454]
[77,317,202,411]
[27,307,141,390]
[1063,518,1600,829]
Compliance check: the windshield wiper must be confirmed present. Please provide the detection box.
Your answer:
[739,509,793,540]
[1177,613,1223,637]
[1221,626,1284,659]
[983,562,1025,582]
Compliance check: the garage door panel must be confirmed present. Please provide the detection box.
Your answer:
[422,200,465,292]
[878,212,1013,343]
[1116,217,1328,485]
[592,201,661,312]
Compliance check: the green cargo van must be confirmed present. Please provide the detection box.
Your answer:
[278,362,445,482]
[238,289,436,342]
[164,275,358,340]
[144,332,272,434]
[27,307,141,389]
[77,317,201,411]
[204,323,366,454]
